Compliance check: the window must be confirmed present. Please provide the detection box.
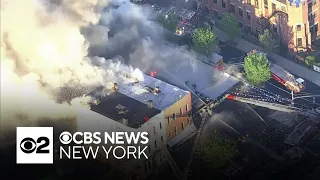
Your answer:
[182,122,185,130]
[161,136,163,142]
[255,0,259,8]
[308,2,312,9]
[238,7,243,17]
[315,23,319,34]
[313,0,317,6]
[186,104,189,112]
[273,24,277,32]
[213,10,218,17]
[180,108,183,115]
[239,22,243,28]
[231,4,235,13]
[314,11,317,19]
[187,118,190,125]
[174,127,178,135]
[246,11,251,20]
[172,113,176,120]
[160,122,162,129]
[167,117,170,124]
[213,0,217,4]
[246,25,252,32]
[222,0,226,8]
[297,38,302,47]
[264,0,268,9]
[154,140,157,148]
[153,126,156,133]
[272,3,276,13]
[297,25,301,31]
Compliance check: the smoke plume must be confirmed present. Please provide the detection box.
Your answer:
[0,0,145,134]
[0,0,204,138]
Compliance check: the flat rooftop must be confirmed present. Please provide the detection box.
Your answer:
[284,120,316,146]
[87,73,189,128]
[163,6,196,20]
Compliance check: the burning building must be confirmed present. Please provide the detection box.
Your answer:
[76,73,195,179]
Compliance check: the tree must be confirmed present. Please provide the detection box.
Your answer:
[244,51,271,85]
[305,56,316,66]
[192,28,218,56]
[196,130,239,168]
[259,29,280,52]
[220,13,241,40]
[158,12,179,32]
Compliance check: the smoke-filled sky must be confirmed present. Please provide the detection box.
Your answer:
[0,0,202,135]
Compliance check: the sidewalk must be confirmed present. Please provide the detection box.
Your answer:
[212,27,320,87]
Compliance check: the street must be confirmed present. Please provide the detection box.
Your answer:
[218,41,320,110]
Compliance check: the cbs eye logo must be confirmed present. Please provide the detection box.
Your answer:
[16,127,53,164]
[59,131,72,144]
[20,137,50,154]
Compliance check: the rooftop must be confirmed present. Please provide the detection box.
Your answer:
[283,146,305,158]
[284,120,316,146]
[86,73,189,128]
[163,6,196,20]
[89,87,161,128]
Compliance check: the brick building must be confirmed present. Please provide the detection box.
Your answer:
[76,72,195,179]
[201,0,319,52]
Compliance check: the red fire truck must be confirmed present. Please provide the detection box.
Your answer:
[270,63,305,93]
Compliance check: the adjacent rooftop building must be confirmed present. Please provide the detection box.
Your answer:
[201,0,319,52]
[284,120,316,146]
[163,6,196,20]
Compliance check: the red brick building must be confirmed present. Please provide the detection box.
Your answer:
[202,0,319,52]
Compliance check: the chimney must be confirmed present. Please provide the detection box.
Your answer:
[154,86,160,94]
[147,100,153,108]
[113,83,119,92]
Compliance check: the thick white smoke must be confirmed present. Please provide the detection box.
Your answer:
[0,0,147,133]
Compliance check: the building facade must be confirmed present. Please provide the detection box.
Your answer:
[75,73,195,180]
[202,0,319,52]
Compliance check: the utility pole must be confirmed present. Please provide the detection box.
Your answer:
[291,90,294,106]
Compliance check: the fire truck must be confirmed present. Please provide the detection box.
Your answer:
[270,63,305,93]
[248,50,306,93]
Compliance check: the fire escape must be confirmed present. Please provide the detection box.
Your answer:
[259,10,288,29]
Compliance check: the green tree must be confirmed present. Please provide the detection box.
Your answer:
[192,28,218,56]
[305,56,316,66]
[259,29,280,52]
[244,51,271,85]
[158,12,179,32]
[220,12,241,40]
[196,130,239,168]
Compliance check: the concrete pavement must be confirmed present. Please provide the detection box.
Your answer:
[212,27,320,87]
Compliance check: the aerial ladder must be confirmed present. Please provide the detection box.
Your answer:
[182,96,227,180]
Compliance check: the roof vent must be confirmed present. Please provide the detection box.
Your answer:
[154,86,160,95]
[147,100,153,108]
[118,109,127,115]
[122,118,128,126]
[113,83,119,92]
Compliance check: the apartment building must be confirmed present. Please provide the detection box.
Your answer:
[76,72,194,179]
[202,0,319,52]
